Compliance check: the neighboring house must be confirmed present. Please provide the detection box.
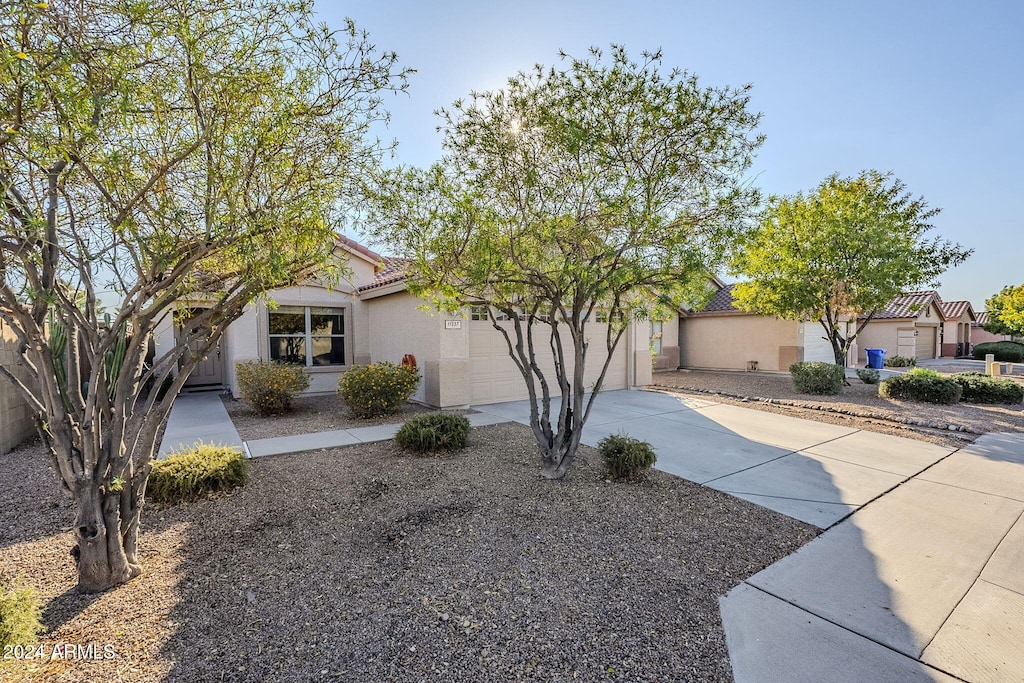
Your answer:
[156,236,664,407]
[0,319,36,454]
[857,291,983,361]
[972,312,1015,345]
[938,300,977,357]
[678,283,840,372]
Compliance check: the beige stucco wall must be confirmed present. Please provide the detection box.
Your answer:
[972,326,1011,345]
[0,321,36,454]
[363,292,494,408]
[652,313,680,370]
[678,313,801,372]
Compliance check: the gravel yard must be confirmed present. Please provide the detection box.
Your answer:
[652,369,1024,447]
[222,393,472,441]
[0,423,816,682]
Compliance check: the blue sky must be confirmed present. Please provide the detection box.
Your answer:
[325,0,1022,310]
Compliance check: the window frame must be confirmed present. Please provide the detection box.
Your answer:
[267,305,348,368]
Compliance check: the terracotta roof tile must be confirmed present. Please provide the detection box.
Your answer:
[358,256,409,292]
[862,290,941,320]
[939,300,972,321]
[974,311,989,327]
[335,234,381,263]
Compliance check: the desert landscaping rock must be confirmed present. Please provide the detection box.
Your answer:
[0,423,816,682]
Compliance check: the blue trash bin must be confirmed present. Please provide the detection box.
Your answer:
[865,348,886,370]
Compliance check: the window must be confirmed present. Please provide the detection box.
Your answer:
[268,306,346,367]
[650,321,663,355]
[470,305,489,321]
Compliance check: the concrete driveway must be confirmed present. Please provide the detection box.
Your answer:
[474,389,1024,682]
[474,390,956,528]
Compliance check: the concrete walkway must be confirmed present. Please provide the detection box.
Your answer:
[158,392,244,458]
[721,431,1024,683]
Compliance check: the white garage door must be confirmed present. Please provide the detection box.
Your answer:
[916,327,936,359]
[469,320,627,404]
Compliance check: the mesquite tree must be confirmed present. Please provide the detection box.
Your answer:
[0,0,408,592]
[731,171,972,366]
[371,46,762,479]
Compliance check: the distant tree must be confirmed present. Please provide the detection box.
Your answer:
[984,284,1024,337]
[732,171,972,366]
[0,0,409,592]
[371,46,763,479]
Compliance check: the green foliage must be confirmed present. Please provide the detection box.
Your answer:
[371,45,763,477]
[148,443,248,505]
[789,362,845,395]
[235,361,311,416]
[598,434,658,481]
[338,363,420,418]
[732,171,972,365]
[856,368,880,384]
[395,413,472,453]
[972,341,1024,363]
[0,576,42,648]
[983,284,1024,337]
[950,372,1024,404]
[878,368,962,404]
[884,355,917,367]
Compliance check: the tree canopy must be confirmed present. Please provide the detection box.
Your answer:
[731,170,972,365]
[370,46,763,478]
[0,0,408,591]
[984,284,1024,337]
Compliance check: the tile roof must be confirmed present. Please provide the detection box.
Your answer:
[335,234,381,264]
[698,283,740,313]
[358,256,409,292]
[974,311,989,327]
[939,300,973,321]
[862,291,941,320]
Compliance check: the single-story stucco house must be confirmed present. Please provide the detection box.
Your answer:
[155,236,670,407]
[677,283,843,372]
[972,312,1015,345]
[856,291,978,361]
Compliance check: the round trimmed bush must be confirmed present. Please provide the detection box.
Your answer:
[789,361,844,395]
[149,443,248,504]
[856,368,880,385]
[235,361,310,416]
[950,372,1024,404]
[395,413,471,453]
[598,433,657,481]
[878,368,962,405]
[0,575,42,649]
[884,355,917,368]
[338,362,420,418]
[972,341,1024,363]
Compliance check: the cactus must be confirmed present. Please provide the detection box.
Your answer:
[47,311,71,410]
[103,321,128,401]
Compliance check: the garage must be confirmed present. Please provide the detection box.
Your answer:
[468,319,627,404]
[916,326,937,359]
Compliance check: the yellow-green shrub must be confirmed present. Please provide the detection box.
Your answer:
[235,361,310,416]
[149,443,248,504]
[0,575,42,649]
[338,362,420,418]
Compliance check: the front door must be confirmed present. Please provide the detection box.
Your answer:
[176,308,225,388]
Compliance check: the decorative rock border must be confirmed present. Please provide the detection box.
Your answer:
[650,383,980,436]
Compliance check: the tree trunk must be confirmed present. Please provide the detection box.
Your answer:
[72,480,143,593]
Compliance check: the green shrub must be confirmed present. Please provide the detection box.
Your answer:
[856,368,880,384]
[878,368,962,405]
[149,443,248,504]
[789,361,844,395]
[338,362,420,418]
[598,434,657,481]
[395,413,472,453]
[235,361,310,416]
[973,341,1024,363]
[951,372,1024,404]
[0,575,42,648]
[884,355,917,368]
